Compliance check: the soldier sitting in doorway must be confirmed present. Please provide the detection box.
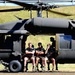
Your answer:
[35,42,45,71]
[24,42,35,72]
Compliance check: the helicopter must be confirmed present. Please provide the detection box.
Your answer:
[0,0,75,72]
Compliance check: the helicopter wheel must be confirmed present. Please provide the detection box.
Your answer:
[9,60,22,72]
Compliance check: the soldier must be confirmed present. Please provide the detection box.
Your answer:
[45,37,56,71]
[24,42,35,72]
[35,42,45,71]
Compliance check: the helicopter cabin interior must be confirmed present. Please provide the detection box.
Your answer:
[0,34,26,59]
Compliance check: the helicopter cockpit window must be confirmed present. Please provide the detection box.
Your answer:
[0,35,12,49]
[59,35,72,49]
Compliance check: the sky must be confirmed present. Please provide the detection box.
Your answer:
[25,0,75,1]
[0,0,75,2]
[0,0,75,6]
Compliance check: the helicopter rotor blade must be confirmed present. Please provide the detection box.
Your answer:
[4,0,75,17]
[48,9,72,16]
[45,3,75,16]
[0,8,24,12]
[6,0,37,10]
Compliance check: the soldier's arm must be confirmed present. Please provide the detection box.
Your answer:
[36,50,40,54]
[38,48,45,54]
[25,50,33,54]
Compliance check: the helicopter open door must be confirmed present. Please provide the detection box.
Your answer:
[55,34,75,63]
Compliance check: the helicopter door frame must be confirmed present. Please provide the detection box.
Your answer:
[56,34,74,60]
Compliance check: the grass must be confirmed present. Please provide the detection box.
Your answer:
[0,6,75,23]
[0,6,75,71]
[1,63,75,72]
[58,64,75,71]
[26,35,55,49]
[25,63,75,72]
[0,64,5,71]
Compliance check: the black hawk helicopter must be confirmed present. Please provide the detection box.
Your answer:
[0,0,75,72]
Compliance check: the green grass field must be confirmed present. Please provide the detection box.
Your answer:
[0,6,75,23]
[0,6,75,71]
